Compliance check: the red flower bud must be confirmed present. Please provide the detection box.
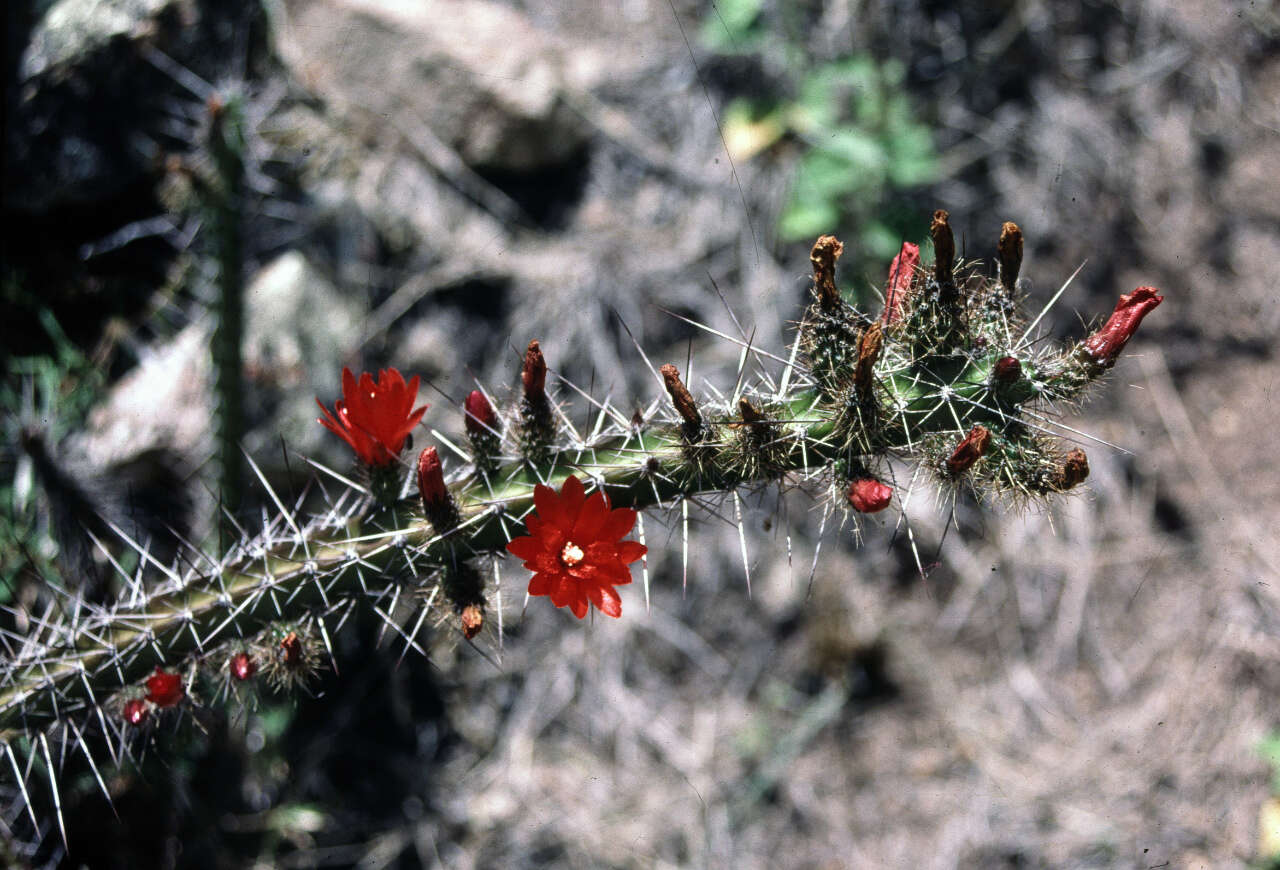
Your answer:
[123,698,149,726]
[464,390,498,435]
[522,340,547,399]
[417,447,447,510]
[230,651,257,682]
[461,604,484,639]
[945,425,992,475]
[992,356,1022,383]
[1080,287,1163,369]
[997,221,1023,291]
[883,241,919,323]
[144,667,183,708]
[847,478,893,513]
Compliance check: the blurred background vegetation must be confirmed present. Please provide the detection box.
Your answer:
[3,0,1279,867]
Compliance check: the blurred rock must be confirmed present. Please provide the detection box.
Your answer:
[273,0,599,172]
[244,250,365,453]
[77,322,211,467]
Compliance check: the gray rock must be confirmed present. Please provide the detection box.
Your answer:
[273,0,597,172]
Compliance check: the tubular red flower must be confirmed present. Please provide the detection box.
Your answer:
[316,367,428,466]
[847,478,893,513]
[416,447,447,510]
[883,241,919,323]
[505,475,646,619]
[522,340,547,399]
[144,667,183,708]
[464,390,498,436]
[1081,287,1164,368]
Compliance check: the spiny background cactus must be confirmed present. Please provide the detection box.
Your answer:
[0,214,1163,856]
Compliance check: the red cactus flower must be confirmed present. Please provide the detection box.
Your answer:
[230,651,257,682]
[1080,287,1164,369]
[464,390,498,435]
[847,478,893,513]
[316,368,428,466]
[144,667,183,708]
[505,475,646,619]
[883,241,920,323]
[123,698,149,726]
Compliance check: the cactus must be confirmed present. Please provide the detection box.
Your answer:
[0,215,1162,851]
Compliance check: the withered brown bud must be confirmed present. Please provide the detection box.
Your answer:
[660,364,701,429]
[854,322,884,399]
[930,210,955,285]
[521,340,547,399]
[1053,448,1090,491]
[945,425,992,475]
[280,631,303,668]
[997,221,1023,291]
[992,356,1022,384]
[810,234,845,307]
[738,398,766,427]
[461,604,484,640]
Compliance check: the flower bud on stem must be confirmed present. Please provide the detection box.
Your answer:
[661,364,704,443]
[518,340,556,461]
[945,425,992,476]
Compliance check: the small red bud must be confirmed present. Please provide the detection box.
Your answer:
[1080,287,1164,369]
[230,651,257,682]
[464,390,498,435]
[522,340,547,399]
[416,447,447,510]
[883,241,920,323]
[461,604,484,639]
[144,667,183,708]
[847,478,893,513]
[123,698,149,726]
[992,356,1022,383]
[280,631,302,668]
[945,425,992,475]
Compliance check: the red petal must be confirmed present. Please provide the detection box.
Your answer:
[615,540,647,564]
[568,596,589,619]
[559,475,587,526]
[595,585,622,618]
[533,483,568,530]
[506,536,542,560]
[598,507,638,542]
[528,572,555,596]
[572,490,610,541]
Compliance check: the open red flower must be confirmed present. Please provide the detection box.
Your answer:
[145,667,183,708]
[316,368,428,466]
[505,475,646,619]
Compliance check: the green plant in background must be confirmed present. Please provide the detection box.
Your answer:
[704,0,938,272]
[0,305,109,600]
[1258,732,1280,868]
